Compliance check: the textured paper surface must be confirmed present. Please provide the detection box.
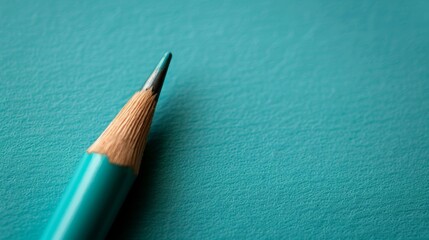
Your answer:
[1,0,429,239]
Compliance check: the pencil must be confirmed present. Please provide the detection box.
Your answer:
[41,52,173,240]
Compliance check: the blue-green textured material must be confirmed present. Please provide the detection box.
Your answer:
[1,0,429,239]
[41,153,135,240]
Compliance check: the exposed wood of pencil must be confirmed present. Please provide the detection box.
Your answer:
[87,89,157,173]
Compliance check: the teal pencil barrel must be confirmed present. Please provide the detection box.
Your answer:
[41,153,136,240]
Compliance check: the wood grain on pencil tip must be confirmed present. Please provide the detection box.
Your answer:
[87,89,157,173]
[87,52,171,173]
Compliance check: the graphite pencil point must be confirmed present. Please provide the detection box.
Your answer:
[142,52,173,97]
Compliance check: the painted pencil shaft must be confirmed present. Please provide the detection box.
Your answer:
[41,53,172,240]
[41,153,135,240]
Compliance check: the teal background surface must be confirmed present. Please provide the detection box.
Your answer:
[1,0,429,239]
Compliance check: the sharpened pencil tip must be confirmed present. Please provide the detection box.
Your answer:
[142,52,173,96]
